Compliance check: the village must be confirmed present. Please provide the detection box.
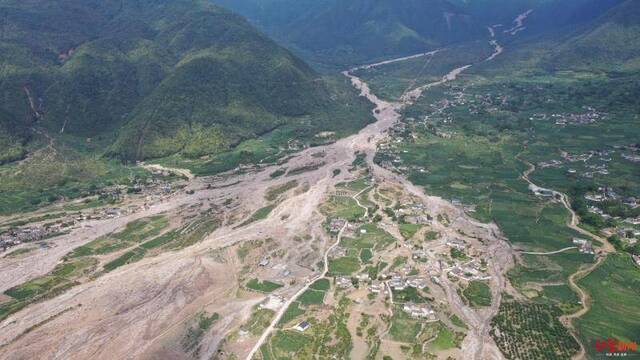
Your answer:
[325,194,494,324]
[234,171,499,359]
[0,173,187,253]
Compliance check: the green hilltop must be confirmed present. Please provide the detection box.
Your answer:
[0,0,373,164]
[0,0,374,213]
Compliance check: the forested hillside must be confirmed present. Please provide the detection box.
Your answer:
[214,0,482,67]
[0,0,372,163]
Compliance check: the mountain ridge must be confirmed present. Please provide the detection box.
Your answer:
[0,0,372,164]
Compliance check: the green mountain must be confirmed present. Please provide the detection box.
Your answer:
[451,0,623,25]
[552,0,640,70]
[214,0,483,67]
[0,0,372,164]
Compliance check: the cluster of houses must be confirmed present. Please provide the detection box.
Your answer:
[0,226,52,252]
[533,149,621,179]
[551,107,605,127]
[584,187,619,203]
[383,273,429,291]
[622,153,640,163]
[402,303,436,320]
[0,205,135,252]
[448,263,491,282]
[573,238,595,255]
[617,228,640,243]
[328,218,347,233]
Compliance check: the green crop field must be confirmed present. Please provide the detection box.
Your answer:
[310,279,331,291]
[321,196,366,222]
[576,254,640,358]
[367,40,640,355]
[68,216,169,258]
[389,307,422,343]
[340,224,395,250]
[241,308,275,336]
[462,281,492,308]
[265,180,298,201]
[328,256,361,276]
[245,279,283,293]
[298,289,326,306]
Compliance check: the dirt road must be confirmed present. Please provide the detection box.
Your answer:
[245,186,372,359]
[518,156,614,360]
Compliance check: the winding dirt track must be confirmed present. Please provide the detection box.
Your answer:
[518,156,614,360]
[245,186,371,360]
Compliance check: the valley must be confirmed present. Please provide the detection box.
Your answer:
[0,33,518,360]
[0,1,639,359]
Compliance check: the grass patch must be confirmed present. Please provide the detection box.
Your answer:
[269,168,286,179]
[287,163,325,176]
[390,256,408,270]
[389,306,422,343]
[278,301,304,326]
[576,254,640,358]
[309,279,330,291]
[241,308,275,336]
[450,314,467,329]
[271,330,310,354]
[340,223,395,250]
[238,204,277,227]
[3,247,35,258]
[246,279,283,293]
[430,325,459,351]
[0,257,97,321]
[399,223,420,240]
[425,230,440,241]
[360,248,373,263]
[265,180,298,201]
[67,215,168,258]
[103,247,146,272]
[298,289,325,306]
[182,312,220,351]
[320,196,365,222]
[392,287,429,304]
[328,256,361,275]
[463,281,492,308]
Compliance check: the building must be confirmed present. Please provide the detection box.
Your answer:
[402,303,435,319]
[407,277,429,290]
[336,276,353,289]
[446,239,466,250]
[294,321,311,332]
[573,238,588,246]
[368,283,383,294]
[412,250,428,260]
[388,277,407,291]
[329,218,346,233]
[574,238,595,255]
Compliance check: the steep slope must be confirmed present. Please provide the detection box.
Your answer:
[215,0,483,67]
[452,0,623,26]
[0,0,372,163]
[552,0,640,69]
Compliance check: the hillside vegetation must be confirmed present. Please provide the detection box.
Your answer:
[0,0,373,163]
[215,0,483,67]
